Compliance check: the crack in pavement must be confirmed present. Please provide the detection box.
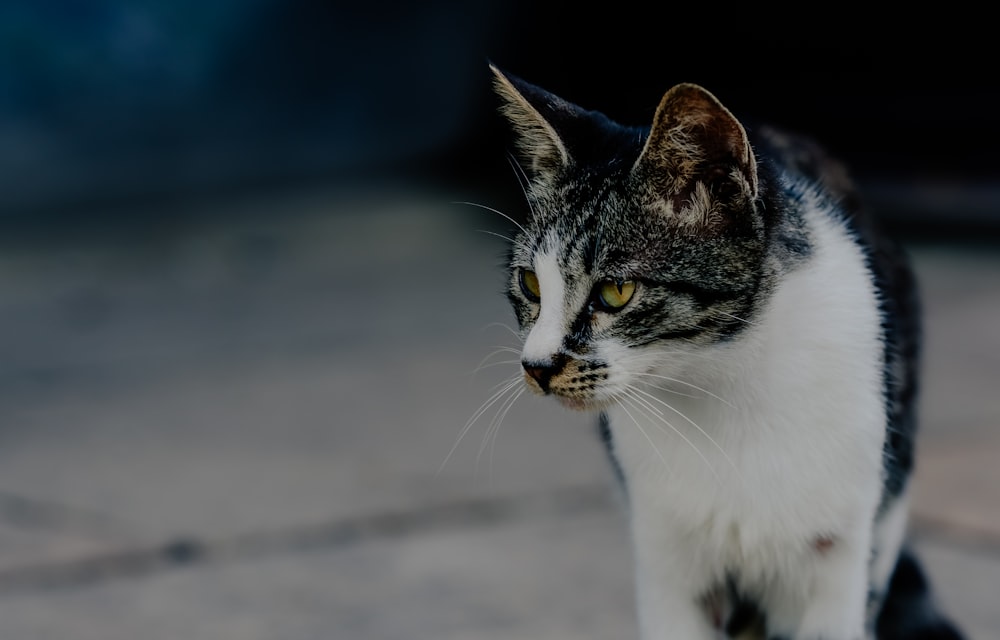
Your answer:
[0,485,616,594]
[0,491,138,538]
[0,484,996,597]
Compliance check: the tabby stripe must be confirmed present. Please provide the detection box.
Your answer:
[660,281,745,307]
[563,306,594,353]
[652,326,707,341]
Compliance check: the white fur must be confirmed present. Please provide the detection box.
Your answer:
[603,204,889,639]
[522,250,570,363]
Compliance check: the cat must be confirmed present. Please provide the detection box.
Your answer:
[487,63,965,640]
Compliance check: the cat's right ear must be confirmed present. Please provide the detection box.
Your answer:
[490,64,571,183]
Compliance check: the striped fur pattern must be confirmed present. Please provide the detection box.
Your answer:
[490,65,963,640]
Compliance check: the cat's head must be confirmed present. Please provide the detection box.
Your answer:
[492,64,772,411]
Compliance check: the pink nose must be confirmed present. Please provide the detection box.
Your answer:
[522,359,560,393]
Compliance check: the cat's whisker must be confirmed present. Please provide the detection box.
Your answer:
[714,310,757,326]
[507,153,528,185]
[628,374,700,399]
[632,372,736,408]
[494,386,525,457]
[470,346,522,376]
[483,370,526,394]
[620,386,665,417]
[477,381,522,461]
[438,375,523,475]
[480,385,526,483]
[474,343,520,358]
[629,385,743,483]
[480,322,525,343]
[645,348,725,361]
[614,397,671,473]
[472,358,523,375]
[452,200,527,235]
[506,154,538,220]
[476,229,516,243]
[621,388,721,484]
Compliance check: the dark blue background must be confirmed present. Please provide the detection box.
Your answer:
[2,1,997,234]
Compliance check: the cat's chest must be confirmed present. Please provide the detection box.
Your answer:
[604,371,885,551]
[604,222,888,539]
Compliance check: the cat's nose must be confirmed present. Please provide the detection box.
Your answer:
[522,357,564,393]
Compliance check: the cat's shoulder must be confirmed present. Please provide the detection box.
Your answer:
[748,123,860,213]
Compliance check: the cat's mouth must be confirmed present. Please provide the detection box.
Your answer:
[521,368,611,412]
[520,354,613,411]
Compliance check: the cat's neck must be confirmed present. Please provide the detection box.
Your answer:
[611,205,886,465]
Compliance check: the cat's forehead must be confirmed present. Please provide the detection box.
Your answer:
[514,179,659,272]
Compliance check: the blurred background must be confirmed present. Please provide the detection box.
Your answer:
[4,2,999,226]
[0,2,998,639]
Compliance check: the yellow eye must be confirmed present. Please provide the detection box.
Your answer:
[519,269,541,302]
[596,279,636,310]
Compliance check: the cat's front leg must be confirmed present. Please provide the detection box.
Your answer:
[767,532,872,640]
[634,570,717,640]
[631,524,717,640]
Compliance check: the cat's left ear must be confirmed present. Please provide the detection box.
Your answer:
[634,83,758,210]
[490,64,571,183]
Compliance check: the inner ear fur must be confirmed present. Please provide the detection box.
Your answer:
[634,83,758,205]
[490,64,571,181]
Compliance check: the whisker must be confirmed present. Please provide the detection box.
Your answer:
[452,200,526,235]
[470,346,522,376]
[483,371,525,394]
[476,229,516,243]
[507,153,528,187]
[438,375,522,475]
[506,154,538,220]
[714,310,757,326]
[631,372,735,408]
[480,322,524,343]
[629,375,700,399]
[629,386,742,482]
[643,348,725,361]
[477,382,522,461]
[480,385,525,482]
[614,398,671,473]
[621,386,665,417]
[622,389,720,484]
[473,358,523,374]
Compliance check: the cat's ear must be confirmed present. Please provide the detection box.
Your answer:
[490,64,571,182]
[634,83,758,213]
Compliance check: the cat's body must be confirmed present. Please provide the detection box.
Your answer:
[489,65,963,640]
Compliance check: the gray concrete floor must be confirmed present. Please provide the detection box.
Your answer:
[0,188,997,639]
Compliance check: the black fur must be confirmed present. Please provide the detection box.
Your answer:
[876,549,964,640]
[597,411,626,488]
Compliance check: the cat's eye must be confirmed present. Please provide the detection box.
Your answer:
[595,279,636,311]
[519,269,541,302]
